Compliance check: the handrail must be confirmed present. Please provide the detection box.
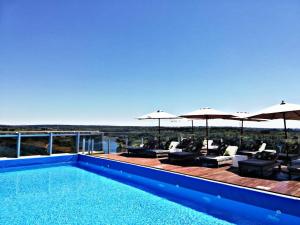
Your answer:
[0,132,103,138]
[0,130,101,134]
[0,131,105,158]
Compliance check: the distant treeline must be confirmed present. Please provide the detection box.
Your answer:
[0,125,300,156]
[1,124,299,133]
[1,125,300,152]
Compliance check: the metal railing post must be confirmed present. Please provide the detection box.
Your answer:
[88,137,91,155]
[76,132,80,153]
[91,139,94,154]
[107,138,110,154]
[48,132,53,155]
[82,138,86,154]
[101,133,104,152]
[16,132,21,158]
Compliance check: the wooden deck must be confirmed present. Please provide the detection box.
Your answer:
[92,153,300,198]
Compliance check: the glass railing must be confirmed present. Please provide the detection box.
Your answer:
[0,131,103,158]
[0,129,299,158]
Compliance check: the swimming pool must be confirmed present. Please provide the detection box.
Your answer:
[0,155,299,225]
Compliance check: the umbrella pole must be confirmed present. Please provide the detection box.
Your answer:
[283,113,288,160]
[206,116,209,152]
[191,120,194,134]
[240,119,244,147]
[158,118,161,148]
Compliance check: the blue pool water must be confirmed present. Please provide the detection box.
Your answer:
[0,157,299,225]
[0,164,233,225]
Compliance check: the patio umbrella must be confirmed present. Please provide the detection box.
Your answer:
[230,112,266,146]
[249,101,300,159]
[137,110,178,147]
[180,108,234,151]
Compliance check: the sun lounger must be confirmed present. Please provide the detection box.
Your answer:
[144,141,180,158]
[238,151,280,177]
[168,139,203,163]
[127,140,156,156]
[201,139,219,154]
[127,146,148,155]
[200,146,238,167]
[238,143,266,157]
[239,159,280,177]
[168,151,198,162]
[202,140,218,150]
[127,141,180,158]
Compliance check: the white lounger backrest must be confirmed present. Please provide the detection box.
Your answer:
[203,140,213,147]
[169,141,180,150]
[223,146,238,156]
[258,143,266,152]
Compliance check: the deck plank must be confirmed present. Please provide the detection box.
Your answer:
[93,154,300,198]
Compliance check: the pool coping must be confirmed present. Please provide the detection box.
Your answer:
[1,153,299,200]
[85,154,300,201]
[0,153,76,160]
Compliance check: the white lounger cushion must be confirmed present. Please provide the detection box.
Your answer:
[223,146,238,156]
[258,143,266,152]
[168,141,180,150]
[204,140,213,145]
[203,140,213,147]
[202,140,218,150]
[204,155,233,162]
[169,148,182,153]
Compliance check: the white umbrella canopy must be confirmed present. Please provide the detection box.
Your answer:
[180,107,233,119]
[249,101,300,120]
[137,110,178,147]
[249,101,300,160]
[137,110,178,120]
[180,107,234,150]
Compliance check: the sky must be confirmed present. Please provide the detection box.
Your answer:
[0,0,300,128]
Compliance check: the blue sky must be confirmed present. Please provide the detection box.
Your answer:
[0,0,300,127]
